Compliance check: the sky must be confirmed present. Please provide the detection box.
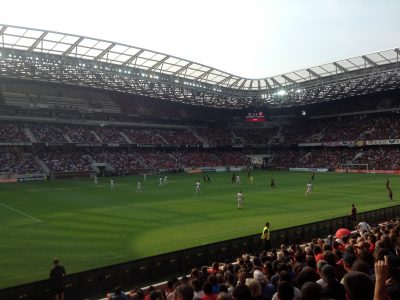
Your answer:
[1,0,399,78]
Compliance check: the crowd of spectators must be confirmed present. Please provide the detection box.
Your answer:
[106,218,400,300]
[122,128,166,145]
[233,128,278,145]
[159,129,202,145]
[29,123,68,143]
[39,150,93,173]
[0,147,42,175]
[0,122,30,143]
[2,112,400,146]
[196,128,233,146]
[3,145,400,175]
[94,127,130,144]
[65,125,100,144]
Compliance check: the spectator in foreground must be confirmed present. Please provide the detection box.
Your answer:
[49,258,66,300]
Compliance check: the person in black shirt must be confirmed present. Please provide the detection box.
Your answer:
[350,204,357,229]
[49,258,66,300]
[270,178,276,189]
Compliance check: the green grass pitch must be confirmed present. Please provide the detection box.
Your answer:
[0,170,396,288]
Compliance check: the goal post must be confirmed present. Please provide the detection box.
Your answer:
[340,163,369,173]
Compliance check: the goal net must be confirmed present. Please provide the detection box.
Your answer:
[340,163,369,173]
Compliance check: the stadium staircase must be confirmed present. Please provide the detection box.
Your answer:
[91,130,103,143]
[64,134,73,143]
[188,128,207,144]
[35,157,50,174]
[231,130,245,145]
[156,133,168,144]
[118,131,131,143]
[269,125,283,144]
[120,132,132,144]
[24,128,38,142]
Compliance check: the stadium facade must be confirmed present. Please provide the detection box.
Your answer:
[1,24,400,300]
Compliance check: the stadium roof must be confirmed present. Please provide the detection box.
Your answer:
[1,24,400,108]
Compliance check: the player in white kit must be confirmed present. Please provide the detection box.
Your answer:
[110,179,115,190]
[195,180,201,194]
[237,191,243,209]
[305,181,313,196]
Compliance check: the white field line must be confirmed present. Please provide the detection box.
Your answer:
[0,202,42,224]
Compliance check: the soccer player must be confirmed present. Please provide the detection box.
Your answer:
[159,177,163,188]
[388,188,393,201]
[305,181,312,196]
[235,175,241,185]
[143,173,147,181]
[136,180,142,193]
[386,177,393,201]
[94,175,98,185]
[110,178,115,190]
[206,174,211,183]
[232,173,236,184]
[195,180,201,194]
[237,190,243,209]
[164,175,168,185]
[311,172,315,181]
[249,175,254,184]
[270,177,276,189]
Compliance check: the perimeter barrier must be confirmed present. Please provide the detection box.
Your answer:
[1,205,399,300]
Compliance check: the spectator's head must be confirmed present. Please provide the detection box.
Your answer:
[232,284,251,300]
[149,290,164,300]
[203,281,213,295]
[296,267,318,289]
[217,292,232,300]
[321,265,336,284]
[178,285,193,300]
[351,259,370,274]
[343,271,373,300]
[252,269,265,285]
[245,278,261,298]
[277,281,294,300]
[300,281,322,300]
[343,251,357,271]
[316,259,327,275]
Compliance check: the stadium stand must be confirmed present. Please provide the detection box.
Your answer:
[1,34,400,300]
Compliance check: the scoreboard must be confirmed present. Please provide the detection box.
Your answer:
[245,112,266,122]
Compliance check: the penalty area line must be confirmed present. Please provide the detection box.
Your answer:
[0,203,42,224]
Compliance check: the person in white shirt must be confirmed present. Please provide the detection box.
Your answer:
[110,179,115,190]
[136,180,142,193]
[235,175,241,185]
[159,177,163,188]
[305,181,313,196]
[357,219,371,233]
[94,176,98,185]
[237,191,243,209]
[195,180,201,194]
[164,175,168,185]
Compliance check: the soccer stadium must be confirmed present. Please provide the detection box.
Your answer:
[1,4,400,300]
